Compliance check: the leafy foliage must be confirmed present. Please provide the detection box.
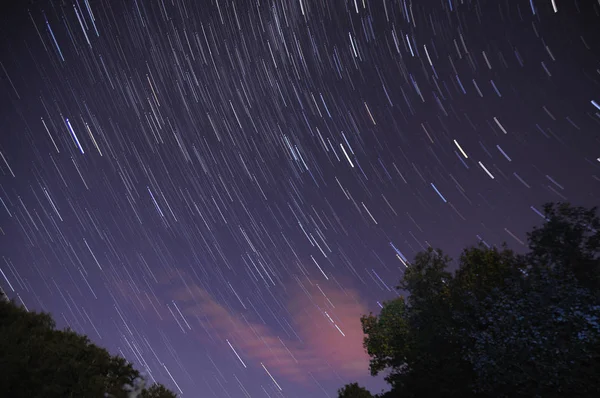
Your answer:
[0,299,176,398]
[526,202,600,290]
[337,382,375,398]
[339,202,600,398]
[139,383,178,398]
[464,271,600,396]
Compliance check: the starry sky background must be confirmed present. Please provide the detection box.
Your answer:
[1,0,599,397]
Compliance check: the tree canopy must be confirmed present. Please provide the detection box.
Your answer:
[337,382,376,398]
[0,297,177,398]
[339,202,600,398]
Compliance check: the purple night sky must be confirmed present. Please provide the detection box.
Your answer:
[0,0,599,397]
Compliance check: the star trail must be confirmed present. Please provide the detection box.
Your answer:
[1,0,599,396]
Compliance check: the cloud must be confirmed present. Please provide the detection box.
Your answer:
[146,268,371,385]
[287,276,371,378]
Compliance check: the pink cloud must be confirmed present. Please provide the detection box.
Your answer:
[288,277,371,377]
[144,268,371,385]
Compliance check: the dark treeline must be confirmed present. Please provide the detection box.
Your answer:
[339,202,600,398]
[0,293,177,398]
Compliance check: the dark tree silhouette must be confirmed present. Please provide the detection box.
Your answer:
[337,382,374,398]
[339,203,600,398]
[0,298,177,398]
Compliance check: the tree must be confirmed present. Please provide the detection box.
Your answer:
[337,382,374,398]
[461,203,600,396]
[361,297,410,389]
[0,298,177,398]
[340,202,600,398]
[526,202,600,290]
[463,269,600,397]
[140,383,178,398]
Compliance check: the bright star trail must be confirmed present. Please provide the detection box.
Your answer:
[0,0,599,396]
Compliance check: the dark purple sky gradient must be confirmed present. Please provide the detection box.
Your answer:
[1,0,599,397]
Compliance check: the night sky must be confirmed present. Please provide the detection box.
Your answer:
[1,0,599,396]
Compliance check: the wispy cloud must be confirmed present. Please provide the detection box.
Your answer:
[134,268,371,386]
